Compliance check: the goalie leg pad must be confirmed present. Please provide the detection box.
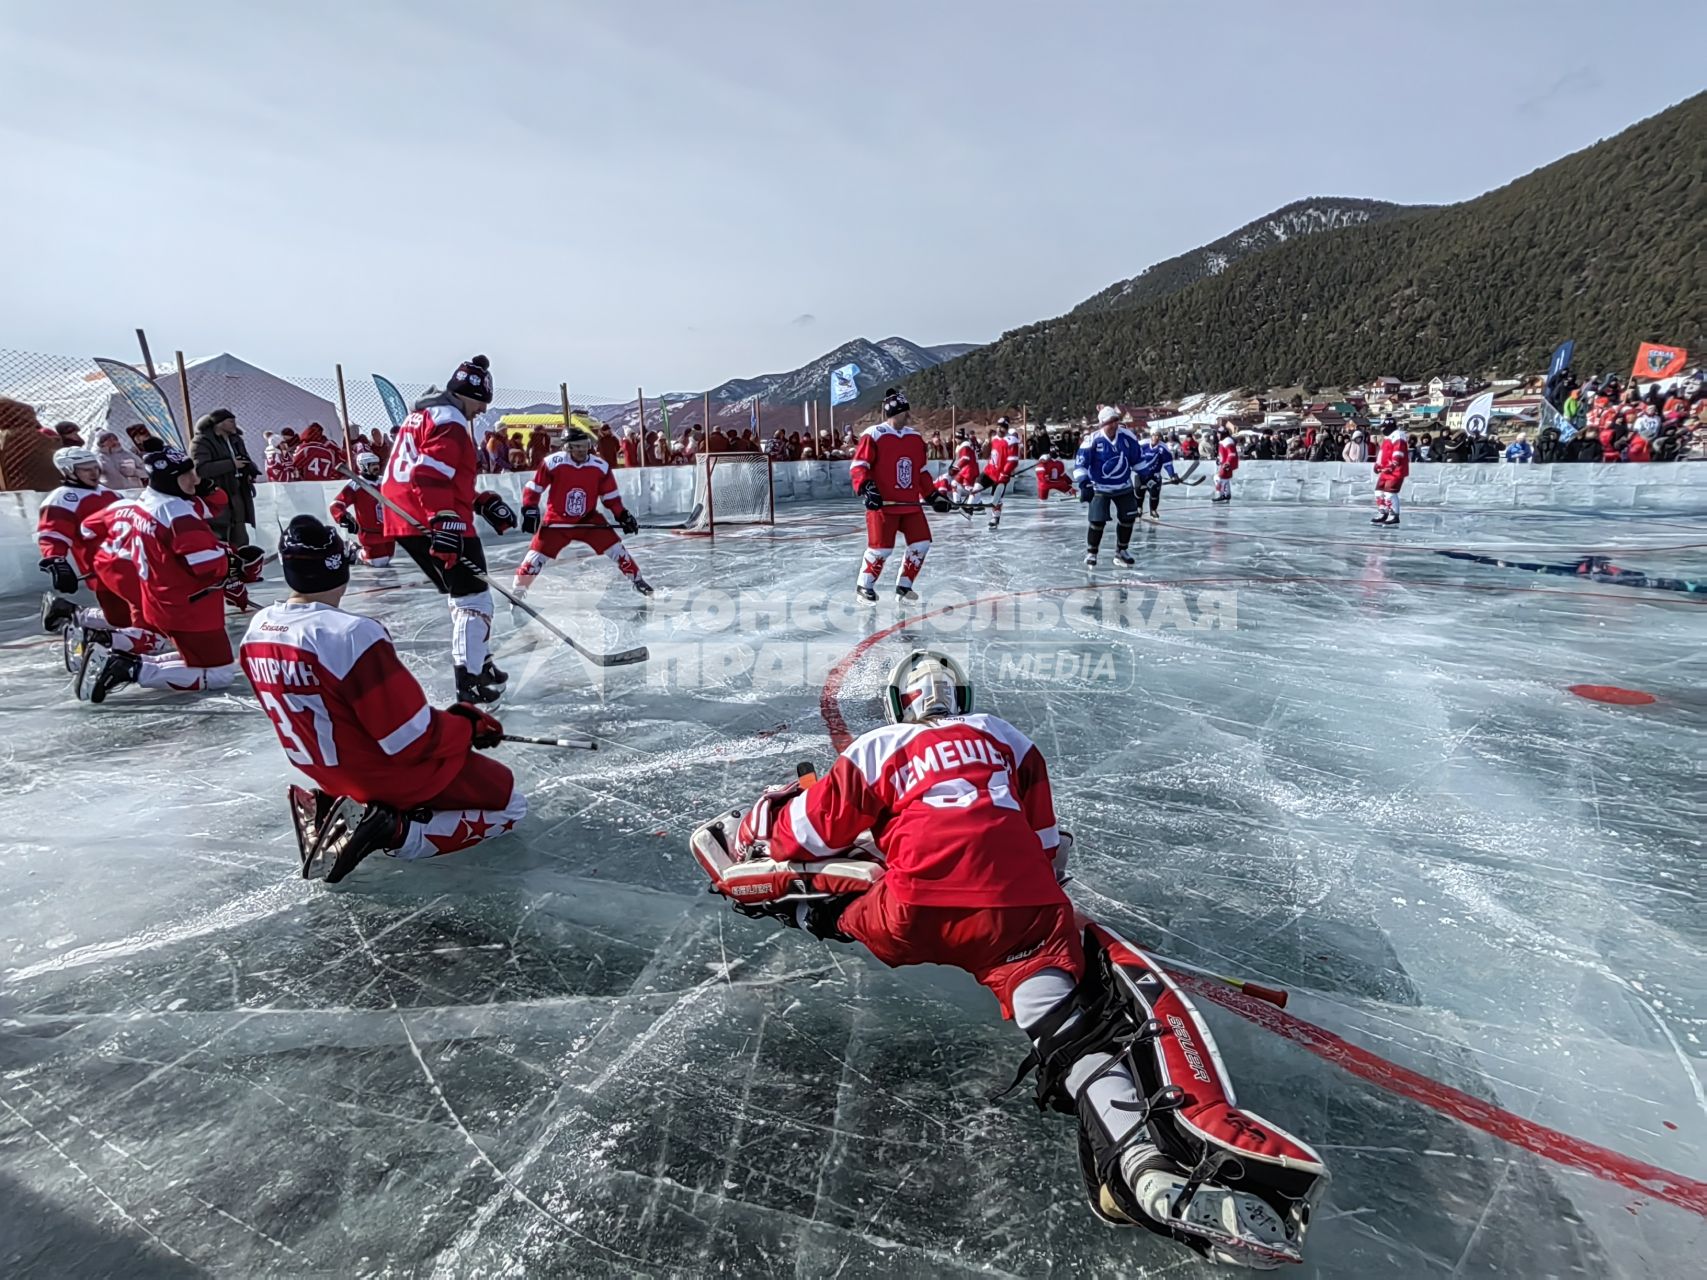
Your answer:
[1091,923,1328,1260]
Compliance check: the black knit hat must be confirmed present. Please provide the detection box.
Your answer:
[279,515,351,595]
[447,354,494,404]
[143,446,195,495]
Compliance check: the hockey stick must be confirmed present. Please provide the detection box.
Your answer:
[1151,954,1288,1008]
[336,466,649,668]
[502,732,597,750]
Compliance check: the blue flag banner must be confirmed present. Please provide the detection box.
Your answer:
[372,374,409,430]
[1541,398,1577,443]
[1547,340,1574,382]
[93,357,185,450]
[830,362,860,406]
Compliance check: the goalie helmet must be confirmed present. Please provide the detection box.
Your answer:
[884,648,973,724]
[53,446,100,483]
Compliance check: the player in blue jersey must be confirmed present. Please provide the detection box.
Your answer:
[1133,426,1179,521]
[1073,407,1144,568]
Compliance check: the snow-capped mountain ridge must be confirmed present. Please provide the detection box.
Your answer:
[581,334,979,434]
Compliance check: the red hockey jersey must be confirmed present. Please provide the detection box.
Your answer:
[984,432,1020,483]
[37,484,121,574]
[81,489,228,632]
[521,453,629,525]
[952,441,979,486]
[851,424,931,504]
[1035,458,1071,494]
[766,713,1062,908]
[381,396,477,536]
[329,481,384,536]
[240,601,473,808]
[1375,433,1410,480]
[1217,438,1239,472]
[292,425,341,482]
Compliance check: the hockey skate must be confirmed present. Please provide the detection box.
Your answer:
[456,663,504,704]
[289,785,341,879]
[314,797,407,884]
[63,621,108,675]
[988,516,1001,531]
[76,642,139,705]
[895,585,919,603]
[855,585,878,605]
[1084,550,1098,568]
[1115,1145,1299,1269]
[631,575,655,597]
[1113,548,1136,567]
[41,592,76,634]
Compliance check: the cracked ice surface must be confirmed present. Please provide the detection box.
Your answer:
[1,497,1704,1276]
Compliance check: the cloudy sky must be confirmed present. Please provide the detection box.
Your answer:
[4,1,1701,399]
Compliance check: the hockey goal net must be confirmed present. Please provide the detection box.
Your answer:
[682,453,774,533]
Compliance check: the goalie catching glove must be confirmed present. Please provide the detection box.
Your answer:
[474,491,518,536]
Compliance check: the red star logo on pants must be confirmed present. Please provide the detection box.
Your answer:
[426,812,496,856]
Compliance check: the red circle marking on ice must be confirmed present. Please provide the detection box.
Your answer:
[816,580,1707,1221]
[1569,684,1657,706]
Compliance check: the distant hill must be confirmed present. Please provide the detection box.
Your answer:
[909,93,1707,416]
[1071,197,1423,314]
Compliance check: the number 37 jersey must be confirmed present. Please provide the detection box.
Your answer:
[239,601,474,808]
[765,713,1063,908]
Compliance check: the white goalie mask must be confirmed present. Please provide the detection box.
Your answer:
[884,649,973,724]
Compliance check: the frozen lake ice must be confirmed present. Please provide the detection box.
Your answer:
[1,492,1703,1276]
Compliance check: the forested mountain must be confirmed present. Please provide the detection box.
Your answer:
[1071,198,1421,314]
[910,93,1706,416]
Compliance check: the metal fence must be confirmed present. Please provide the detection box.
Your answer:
[0,344,1040,474]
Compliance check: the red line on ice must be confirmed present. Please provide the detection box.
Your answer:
[817,580,1707,1220]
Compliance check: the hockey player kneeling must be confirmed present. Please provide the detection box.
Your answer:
[693,650,1325,1268]
[241,516,527,883]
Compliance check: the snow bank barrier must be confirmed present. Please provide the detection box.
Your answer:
[1151,460,1704,510]
[1,460,1699,598]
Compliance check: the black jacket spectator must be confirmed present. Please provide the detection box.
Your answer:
[191,409,258,541]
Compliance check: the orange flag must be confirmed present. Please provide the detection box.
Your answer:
[1631,342,1687,381]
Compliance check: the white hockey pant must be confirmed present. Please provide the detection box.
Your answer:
[450,590,493,672]
[1012,967,1144,1146]
[393,786,529,861]
[135,657,238,693]
[75,606,162,655]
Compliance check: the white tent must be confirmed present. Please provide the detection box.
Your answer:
[128,354,342,464]
[4,353,341,464]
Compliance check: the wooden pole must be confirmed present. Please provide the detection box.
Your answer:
[173,350,194,449]
[702,390,711,439]
[135,328,158,379]
[335,363,356,471]
[825,395,833,457]
[637,385,654,463]
[559,382,572,438]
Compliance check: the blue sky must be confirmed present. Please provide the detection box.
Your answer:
[4,1,1701,398]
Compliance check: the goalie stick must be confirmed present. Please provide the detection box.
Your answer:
[336,466,649,668]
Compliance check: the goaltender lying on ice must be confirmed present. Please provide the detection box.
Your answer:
[692,649,1328,1270]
